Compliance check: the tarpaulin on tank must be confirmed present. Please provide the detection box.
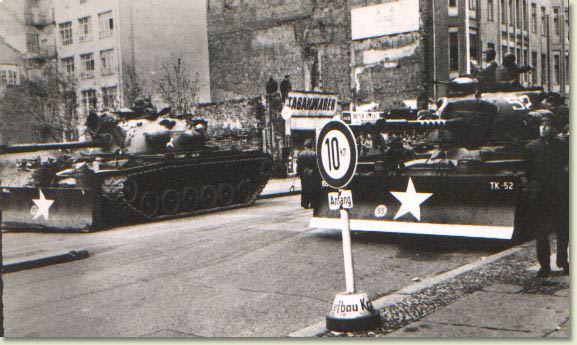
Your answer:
[0,187,96,231]
[309,175,520,240]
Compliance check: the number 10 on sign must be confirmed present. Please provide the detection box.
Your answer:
[316,120,357,190]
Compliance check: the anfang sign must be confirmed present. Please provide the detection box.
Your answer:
[328,190,353,210]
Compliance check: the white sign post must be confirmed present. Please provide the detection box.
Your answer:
[316,120,380,332]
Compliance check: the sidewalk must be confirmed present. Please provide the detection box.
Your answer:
[321,240,569,338]
[258,177,301,198]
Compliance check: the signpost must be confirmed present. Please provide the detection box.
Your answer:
[316,120,380,332]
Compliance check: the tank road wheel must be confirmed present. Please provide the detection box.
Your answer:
[182,186,200,211]
[140,191,160,217]
[123,178,139,203]
[162,189,180,214]
[199,184,217,209]
[236,179,252,204]
[217,183,235,206]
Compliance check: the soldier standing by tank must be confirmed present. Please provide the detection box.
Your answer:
[496,53,534,89]
[477,49,498,90]
[297,138,320,209]
[524,111,569,277]
[280,75,292,103]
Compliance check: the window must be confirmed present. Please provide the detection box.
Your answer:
[553,54,560,83]
[80,0,88,4]
[541,53,547,84]
[541,7,547,36]
[78,16,91,42]
[487,42,495,50]
[80,53,95,78]
[99,11,114,39]
[516,0,521,28]
[566,55,569,84]
[449,29,459,72]
[509,0,514,25]
[469,0,476,10]
[523,49,528,82]
[501,0,507,24]
[61,56,75,74]
[469,32,478,64]
[523,0,528,30]
[488,0,494,21]
[26,32,39,53]
[102,87,118,109]
[0,66,19,85]
[100,49,115,75]
[531,51,537,84]
[553,8,560,36]
[531,4,537,33]
[81,89,97,113]
[449,0,457,7]
[59,22,73,46]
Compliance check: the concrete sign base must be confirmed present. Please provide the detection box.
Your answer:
[326,291,380,332]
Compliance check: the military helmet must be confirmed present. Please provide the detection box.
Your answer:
[483,48,496,61]
[532,110,564,129]
[503,53,516,65]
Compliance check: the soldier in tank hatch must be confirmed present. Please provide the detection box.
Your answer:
[524,111,569,277]
[476,48,498,90]
[496,53,534,89]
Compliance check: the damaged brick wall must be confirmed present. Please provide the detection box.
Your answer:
[188,96,265,151]
[207,0,351,102]
[349,0,434,109]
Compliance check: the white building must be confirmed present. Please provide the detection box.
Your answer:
[53,0,211,119]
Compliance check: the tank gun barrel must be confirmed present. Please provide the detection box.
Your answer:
[370,118,464,132]
[0,138,109,154]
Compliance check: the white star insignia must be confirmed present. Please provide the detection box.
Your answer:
[390,177,433,221]
[32,189,54,221]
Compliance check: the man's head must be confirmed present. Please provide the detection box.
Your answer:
[284,75,290,79]
[503,53,516,66]
[304,138,313,149]
[483,49,496,62]
[537,111,562,138]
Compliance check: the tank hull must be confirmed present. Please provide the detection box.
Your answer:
[0,150,272,231]
[310,174,521,240]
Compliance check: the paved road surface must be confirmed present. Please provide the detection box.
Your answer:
[3,195,508,337]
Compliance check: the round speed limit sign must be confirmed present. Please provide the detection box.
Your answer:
[316,120,358,189]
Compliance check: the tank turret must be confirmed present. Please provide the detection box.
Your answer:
[85,109,210,154]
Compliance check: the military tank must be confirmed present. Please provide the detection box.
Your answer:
[0,105,273,231]
[310,80,566,241]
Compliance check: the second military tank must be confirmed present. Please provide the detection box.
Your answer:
[309,80,567,241]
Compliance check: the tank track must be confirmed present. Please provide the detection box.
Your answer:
[97,153,272,227]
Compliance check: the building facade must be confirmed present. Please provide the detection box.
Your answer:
[450,0,569,95]
[207,0,569,107]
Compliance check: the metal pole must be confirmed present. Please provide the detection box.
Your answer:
[340,207,355,293]
[432,0,437,101]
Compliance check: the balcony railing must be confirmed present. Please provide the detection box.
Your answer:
[25,11,55,28]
